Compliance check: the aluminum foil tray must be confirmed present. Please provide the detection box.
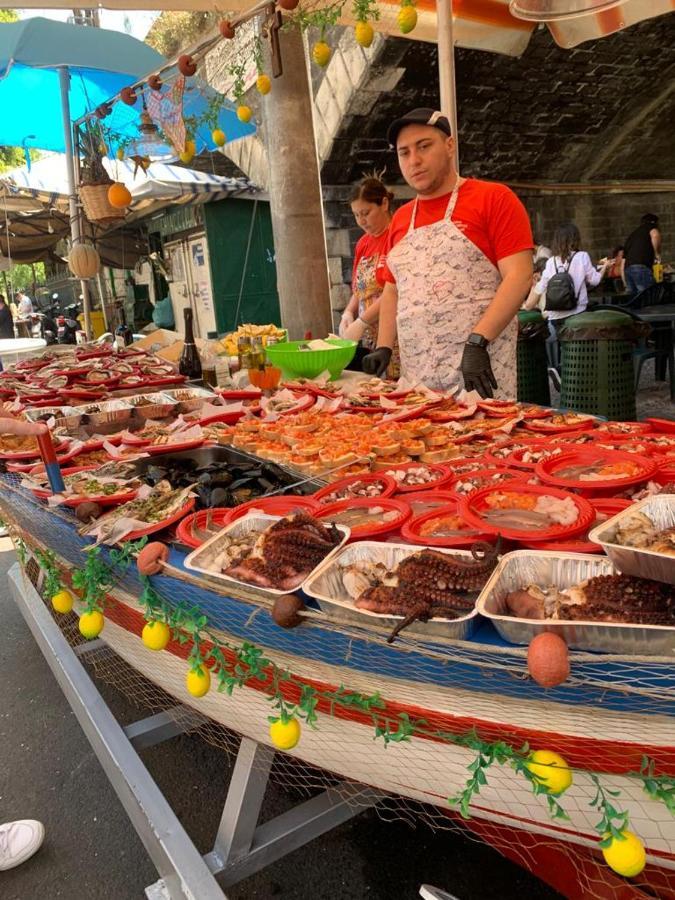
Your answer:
[184,513,349,596]
[162,386,218,413]
[476,550,674,656]
[23,405,80,430]
[303,541,480,641]
[588,494,675,586]
[72,398,133,428]
[125,392,177,421]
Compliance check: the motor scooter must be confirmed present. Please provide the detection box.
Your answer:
[57,304,83,344]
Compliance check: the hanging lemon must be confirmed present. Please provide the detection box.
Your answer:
[141,621,171,652]
[79,610,104,640]
[211,128,226,147]
[179,139,196,165]
[269,717,301,750]
[237,105,253,124]
[256,74,272,95]
[51,589,74,615]
[312,41,331,68]
[602,831,646,878]
[525,749,572,795]
[186,665,211,698]
[115,147,125,161]
[398,2,417,34]
[355,22,374,48]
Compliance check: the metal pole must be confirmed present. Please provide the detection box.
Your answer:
[59,66,93,340]
[436,0,459,169]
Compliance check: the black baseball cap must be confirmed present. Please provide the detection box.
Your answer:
[387,108,452,147]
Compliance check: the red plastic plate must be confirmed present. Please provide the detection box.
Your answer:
[460,481,595,542]
[317,497,410,539]
[445,467,524,501]
[225,495,320,525]
[644,417,675,434]
[535,449,657,491]
[176,508,233,549]
[121,498,196,542]
[519,498,634,553]
[145,438,205,456]
[523,415,596,434]
[401,490,462,518]
[401,501,495,548]
[595,421,653,437]
[216,389,262,401]
[0,438,68,460]
[312,472,397,504]
[502,444,566,471]
[382,462,454,493]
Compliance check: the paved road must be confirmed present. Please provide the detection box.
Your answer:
[0,541,559,900]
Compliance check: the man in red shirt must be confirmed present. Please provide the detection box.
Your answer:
[361,108,533,397]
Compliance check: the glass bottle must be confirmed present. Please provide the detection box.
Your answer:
[114,305,133,350]
[179,308,203,380]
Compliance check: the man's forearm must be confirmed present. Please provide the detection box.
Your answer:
[473,271,532,341]
[375,283,398,348]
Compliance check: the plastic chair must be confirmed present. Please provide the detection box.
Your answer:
[592,304,674,393]
[627,282,667,310]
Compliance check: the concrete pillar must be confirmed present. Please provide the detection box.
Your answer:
[262,27,332,340]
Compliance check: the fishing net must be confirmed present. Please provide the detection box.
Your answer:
[3,473,674,900]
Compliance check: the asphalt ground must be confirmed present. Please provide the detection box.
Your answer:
[0,540,561,900]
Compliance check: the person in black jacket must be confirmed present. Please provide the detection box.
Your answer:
[0,295,15,340]
[623,213,661,296]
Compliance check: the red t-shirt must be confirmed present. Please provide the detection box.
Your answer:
[377,179,533,285]
[352,229,390,287]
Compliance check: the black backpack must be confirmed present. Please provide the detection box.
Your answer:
[544,253,579,312]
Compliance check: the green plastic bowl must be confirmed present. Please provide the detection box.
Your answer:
[265,338,357,380]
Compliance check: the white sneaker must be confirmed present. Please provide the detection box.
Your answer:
[0,820,45,870]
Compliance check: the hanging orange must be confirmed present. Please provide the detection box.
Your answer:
[107,182,132,209]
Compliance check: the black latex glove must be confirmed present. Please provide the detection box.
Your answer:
[460,342,498,399]
[362,347,392,378]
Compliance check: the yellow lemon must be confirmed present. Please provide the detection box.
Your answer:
[211,128,226,147]
[397,5,417,34]
[525,749,572,795]
[79,610,104,640]
[256,74,271,95]
[237,105,253,124]
[141,620,171,651]
[355,21,374,48]
[179,139,196,164]
[602,830,646,878]
[269,717,301,750]
[312,41,331,68]
[186,666,211,698]
[51,589,74,615]
[115,147,125,161]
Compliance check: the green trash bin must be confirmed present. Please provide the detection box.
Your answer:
[558,310,648,421]
[516,310,551,406]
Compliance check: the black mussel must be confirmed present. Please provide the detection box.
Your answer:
[208,487,229,508]
[198,472,212,484]
[196,485,212,507]
[228,476,255,492]
[256,478,275,493]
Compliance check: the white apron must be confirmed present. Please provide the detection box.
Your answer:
[386,182,517,397]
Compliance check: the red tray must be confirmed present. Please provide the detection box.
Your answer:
[216,389,262,401]
[0,438,69,460]
[199,409,246,427]
[644,417,675,434]
[535,449,657,492]
[133,376,188,389]
[145,438,205,456]
[477,400,520,418]
[225,495,320,525]
[523,415,596,434]
[519,498,633,554]
[312,472,397,505]
[460,481,595,542]
[19,395,60,407]
[116,498,196,543]
[482,439,547,468]
[176,508,233,549]
[317,497,410,540]
[401,502,495,548]
[594,421,652,437]
[502,445,566,471]
[30,464,98,498]
[445,467,524,501]
[62,388,108,401]
[517,405,554,421]
[382,462,454,493]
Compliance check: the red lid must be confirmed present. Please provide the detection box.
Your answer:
[535,449,657,491]
[461,481,595,541]
[644,417,675,434]
[317,497,410,539]
[176,508,233,548]
[383,462,454,493]
[313,472,397,504]
[225,495,320,525]
[401,502,494,548]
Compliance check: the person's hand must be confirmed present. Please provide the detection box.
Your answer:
[362,347,392,377]
[343,318,367,342]
[460,343,497,398]
[0,402,48,435]
[338,311,355,338]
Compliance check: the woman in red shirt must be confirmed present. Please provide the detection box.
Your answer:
[340,176,399,376]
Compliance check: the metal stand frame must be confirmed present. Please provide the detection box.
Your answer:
[9,564,383,900]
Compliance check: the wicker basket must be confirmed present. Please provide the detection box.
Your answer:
[79,181,125,225]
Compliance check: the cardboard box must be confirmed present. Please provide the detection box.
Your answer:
[132,329,210,364]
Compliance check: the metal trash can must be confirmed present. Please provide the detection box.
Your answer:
[516,311,551,406]
[558,310,648,421]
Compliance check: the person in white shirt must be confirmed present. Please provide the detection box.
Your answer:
[15,291,33,318]
[527,223,610,376]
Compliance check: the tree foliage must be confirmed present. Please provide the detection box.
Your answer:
[145,11,218,58]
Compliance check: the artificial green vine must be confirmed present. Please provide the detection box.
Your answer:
[71,539,147,613]
[352,0,380,23]
[640,756,675,816]
[227,61,247,104]
[589,773,629,847]
[32,546,64,600]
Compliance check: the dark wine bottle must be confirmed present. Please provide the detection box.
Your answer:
[179,308,202,379]
[114,306,132,350]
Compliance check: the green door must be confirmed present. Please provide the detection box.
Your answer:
[203,198,280,334]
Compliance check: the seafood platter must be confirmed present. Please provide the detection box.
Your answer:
[3,354,675,898]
